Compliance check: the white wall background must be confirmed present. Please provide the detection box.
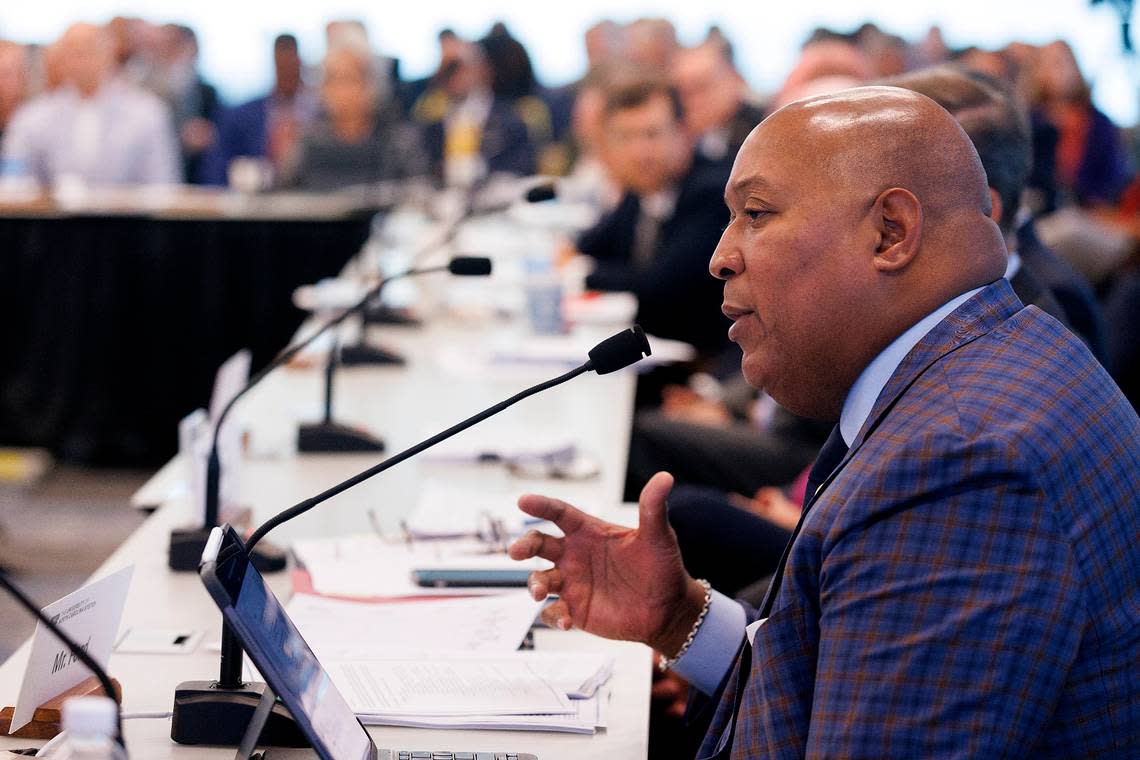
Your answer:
[2,0,1138,124]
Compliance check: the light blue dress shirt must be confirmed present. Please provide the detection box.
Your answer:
[673,285,985,696]
[1,80,180,187]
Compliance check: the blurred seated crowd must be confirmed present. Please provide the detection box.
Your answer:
[1,15,1138,755]
[1,16,1137,484]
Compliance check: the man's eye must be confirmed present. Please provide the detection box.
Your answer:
[744,208,768,220]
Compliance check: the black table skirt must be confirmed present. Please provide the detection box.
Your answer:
[0,214,371,466]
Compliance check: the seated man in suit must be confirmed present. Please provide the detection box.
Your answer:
[510,87,1140,757]
[655,64,1119,602]
[671,42,765,165]
[203,33,317,187]
[570,74,731,357]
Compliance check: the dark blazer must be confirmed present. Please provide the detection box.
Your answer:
[419,96,536,181]
[724,102,765,159]
[1073,106,1133,205]
[181,78,222,184]
[577,154,732,355]
[698,280,1140,758]
[694,102,765,165]
[200,95,270,186]
[1017,219,1108,361]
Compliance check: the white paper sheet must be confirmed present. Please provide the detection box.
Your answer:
[284,592,541,660]
[515,651,615,700]
[357,689,608,734]
[291,534,549,598]
[326,658,573,717]
[404,483,537,539]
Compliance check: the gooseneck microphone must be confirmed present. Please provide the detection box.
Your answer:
[171,325,651,747]
[167,256,494,572]
[245,325,649,552]
[0,573,124,750]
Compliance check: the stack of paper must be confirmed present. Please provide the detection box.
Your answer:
[326,655,611,735]
[283,593,614,734]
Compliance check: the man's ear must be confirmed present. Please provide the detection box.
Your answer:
[872,187,923,273]
[987,187,1003,227]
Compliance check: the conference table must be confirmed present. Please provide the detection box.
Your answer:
[0,188,376,466]
[0,223,655,757]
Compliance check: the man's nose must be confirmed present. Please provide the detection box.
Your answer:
[709,232,740,280]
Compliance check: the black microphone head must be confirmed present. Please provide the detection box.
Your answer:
[524,183,557,203]
[448,256,493,276]
[588,325,652,375]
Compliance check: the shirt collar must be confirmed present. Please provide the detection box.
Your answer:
[1003,249,1021,279]
[641,187,679,220]
[839,286,984,446]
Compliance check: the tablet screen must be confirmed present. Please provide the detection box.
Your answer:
[202,527,374,760]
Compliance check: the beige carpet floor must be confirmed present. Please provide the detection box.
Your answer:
[0,466,149,664]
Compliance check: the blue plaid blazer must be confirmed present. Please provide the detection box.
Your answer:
[698,279,1140,758]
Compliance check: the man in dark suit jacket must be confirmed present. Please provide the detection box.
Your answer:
[510,87,1140,757]
[573,75,730,356]
[1017,219,1107,359]
[202,34,316,186]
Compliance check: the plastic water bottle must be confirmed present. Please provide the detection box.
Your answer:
[523,232,565,335]
[53,696,127,759]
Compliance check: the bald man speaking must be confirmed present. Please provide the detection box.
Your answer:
[510,87,1140,758]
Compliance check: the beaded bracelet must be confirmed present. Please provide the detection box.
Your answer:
[658,578,713,672]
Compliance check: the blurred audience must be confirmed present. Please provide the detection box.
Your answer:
[412,37,535,186]
[885,65,1108,360]
[671,42,764,164]
[205,33,317,187]
[478,23,571,176]
[0,41,28,142]
[0,13,1135,409]
[625,18,679,69]
[149,24,222,183]
[325,19,398,106]
[570,74,729,356]
[557,62,622,213]
[583,20,624,68]
[281,41,427,191]
[400,28,464,115]
[1028,40,1133,208]
[1,23,179,188]
[772,37,872,109]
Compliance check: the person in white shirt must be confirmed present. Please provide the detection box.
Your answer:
[0,23,179,189]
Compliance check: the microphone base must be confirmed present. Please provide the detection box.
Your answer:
[168,528,287,573]
[297,421,385,454]
[362,303,421,327]
[339,342,406,366]
[171,680,308,747]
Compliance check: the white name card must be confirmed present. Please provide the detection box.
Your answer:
[10,565,133,732]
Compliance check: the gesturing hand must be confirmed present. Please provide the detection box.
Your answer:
[508,471,708,657]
